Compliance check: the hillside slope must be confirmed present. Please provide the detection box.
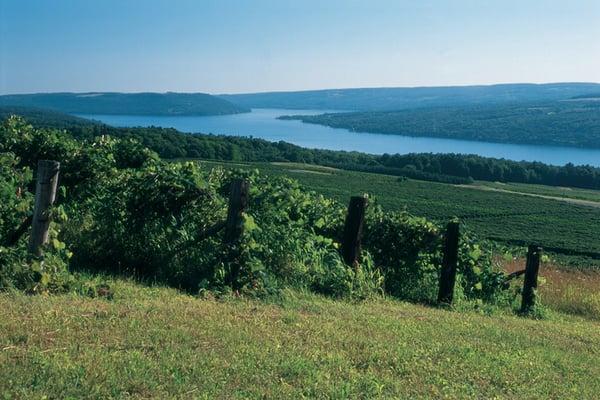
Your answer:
[281,100,600,148]
[0,92,249,116]
[220,82,600,111]
[1,281,598,398]
[0,106,104,129]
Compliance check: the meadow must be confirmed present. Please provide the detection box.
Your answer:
[1,279,599,399]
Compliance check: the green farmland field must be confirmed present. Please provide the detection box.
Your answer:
[198,160,600,268]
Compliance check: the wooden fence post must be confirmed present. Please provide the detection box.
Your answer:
[28,160,60,257]
[521,245,542,313]
[341,196,367,267]
[223,179,249,286]
[437,221,460,304]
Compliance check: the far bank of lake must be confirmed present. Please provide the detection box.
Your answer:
[78,109,600,167]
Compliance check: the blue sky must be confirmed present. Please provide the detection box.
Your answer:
[1,0,599,94]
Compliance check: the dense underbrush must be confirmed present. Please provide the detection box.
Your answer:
[0,116,510,306]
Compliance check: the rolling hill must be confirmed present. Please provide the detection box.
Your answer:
[280,100,600,148]
[220,82,600,111]
[0,92,249,116]
[0,106,104,129]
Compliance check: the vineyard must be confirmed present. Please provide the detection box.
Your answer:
[207,161,600,268]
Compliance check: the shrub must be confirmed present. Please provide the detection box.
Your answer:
[0,151,74,293]
[1,116,505,304]
[363,206,442,302]
[363,205,505,303]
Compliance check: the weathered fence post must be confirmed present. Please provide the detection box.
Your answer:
[28,160,60,257]
[223,179,249,286]
[437,221,460,304]
[521,245,542,313]
[341,196,367,267]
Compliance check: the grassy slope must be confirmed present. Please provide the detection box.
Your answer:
[1,280,599,399]
[199,161,600,268]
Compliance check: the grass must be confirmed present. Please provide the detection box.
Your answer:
[1,279,600,399]
[503,260,600,321]
[198,160,600,268]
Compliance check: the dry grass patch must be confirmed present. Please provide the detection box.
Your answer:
[503,259,600,320]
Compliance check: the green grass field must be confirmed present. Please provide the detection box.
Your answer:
[1,279,599,399]
[197,161,600,268]
[3,161,600,399]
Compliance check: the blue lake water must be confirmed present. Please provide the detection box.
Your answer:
[79,108,600,167]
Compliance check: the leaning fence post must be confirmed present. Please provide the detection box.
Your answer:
[341,196,367,267]
[521,245,542,313]
[28,160,60,257]
[223,179,249,286]
[437,221,460,305]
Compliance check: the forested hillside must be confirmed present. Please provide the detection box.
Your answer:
[0,92,249,116]
[220,82,600,110]
[0,106,104,129]
[281,100,600,148]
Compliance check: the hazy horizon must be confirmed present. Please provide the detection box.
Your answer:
[2,0,600,95]
[0,80,599,97]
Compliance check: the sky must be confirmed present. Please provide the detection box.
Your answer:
[1,0,599,95]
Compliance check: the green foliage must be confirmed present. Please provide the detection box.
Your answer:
[1,116,507,305]
[456,236,506,301]
[364,205,504,303]
[67,161,227,290]
[0,230,75,294]
[0,151,73,292]
[284,99,600,149]
[218,173,381,298]
[0,148,73,293]
[0,152,32,242]
[0,117,138,293]
[364,208,441,302]
[8,105,600,190]
[241,161,600,268]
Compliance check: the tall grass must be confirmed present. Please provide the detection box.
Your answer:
[503,259,600,320]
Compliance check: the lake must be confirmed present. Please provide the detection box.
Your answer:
[79,108,600,167]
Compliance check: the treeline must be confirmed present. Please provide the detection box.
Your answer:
[70,123,600,190]
[0,92,249,116]
[6,107,600,190]
[0,106,103,130]
[373,153,600,189]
